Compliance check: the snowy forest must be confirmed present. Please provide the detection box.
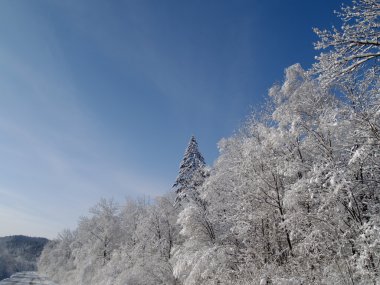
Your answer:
[38,1,380,284]
[0,236,48,280]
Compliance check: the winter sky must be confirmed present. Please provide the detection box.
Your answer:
[0,0,350,238]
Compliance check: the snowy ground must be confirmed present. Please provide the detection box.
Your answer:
[0,272,56,285]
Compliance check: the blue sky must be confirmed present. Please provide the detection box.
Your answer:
[0,0,349,238]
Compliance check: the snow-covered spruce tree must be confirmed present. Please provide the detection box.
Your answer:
[172,137,224,285]
[173,136,208,204]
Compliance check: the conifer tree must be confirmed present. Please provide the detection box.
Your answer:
[173,136,207,202]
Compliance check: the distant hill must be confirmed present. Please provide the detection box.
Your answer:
[0,235,48,281]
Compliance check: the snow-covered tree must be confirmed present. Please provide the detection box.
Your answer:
[313,0,380,86]
[313,3,380,283]
[38,229,77,283]
[77,199,122,266]
[105,196,179,285]
[173,136,208,203]
[171,136,221,284]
